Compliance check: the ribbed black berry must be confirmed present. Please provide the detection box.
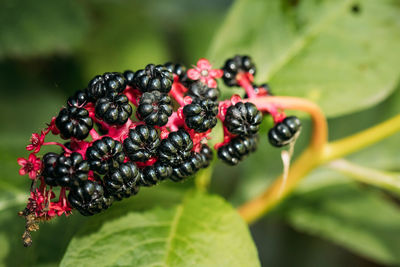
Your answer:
[170,152,204,181]
[268,116,302,147]
[123,70,135,86]
[222,55,256,87]
[87,72,127,101]
[183,98,218,132]
[67,90,88,107]
[54,152,89,188]
[187,81,220,101]
[225,102,262,136]
[103,162,141,200]
[199,144,213,168]
[218,135,259,165]
[164,62,188,81]
[133,64,173,93]
[55,106,93,140]
[140,162,172,186]
[123,125,161,162]
[86,137,125,174]
[68,180,113,216]
[42,152,59,186]
[158,129,193,167]
[137,91,173,126]
[95,91,132,125]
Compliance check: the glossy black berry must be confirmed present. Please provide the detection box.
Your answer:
[54,152,89,188]
[95,91,132,125]
[133,64,173,93]
[87,72,127,101]
[222,55,256,87]
[164,62,188,82]
[68,180,113,216]
[42,152,59,186]
[225,102,262,136]
[187,81,220,101]
[199,144,213,168]
[268,116,302,147]
[67,90,88,107]
[183,98,218,132]
[123,70,135,86]
[55,106,93,140]
[137,91,173,126]
[170,152,204,182]
[217,135,259,165]
[158,129,193,167]
[140,162,172,186]
[104,162,141,200]
[86,137,125,174]
[123,125,161,162]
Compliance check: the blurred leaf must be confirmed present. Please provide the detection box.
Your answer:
[61,192,260,267]
[0,0,89,58]
[284,178,400,265]
[208,0,400,117]
[78,1,170,79]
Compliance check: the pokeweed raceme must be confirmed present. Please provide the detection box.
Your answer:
[17,55,301,246]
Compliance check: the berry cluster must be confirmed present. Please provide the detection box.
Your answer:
[17,55,301,246]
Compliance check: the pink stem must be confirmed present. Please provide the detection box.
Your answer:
[42,142,72,153]
[89,128,101,140]
[237,73,257,98]
[169,83,186,106]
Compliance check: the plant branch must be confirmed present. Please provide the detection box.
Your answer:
[328,159,400,195]
[239,96,327,223]
[322,113,400,162]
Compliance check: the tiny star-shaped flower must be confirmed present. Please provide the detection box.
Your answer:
[187,58,223,88]
[26,132,45,153]
[17,153,42,179]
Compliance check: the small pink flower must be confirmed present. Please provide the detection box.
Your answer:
[26,132,45,153]
[17,153,42,179]
[187,58,223,88]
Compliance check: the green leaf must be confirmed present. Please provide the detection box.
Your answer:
[0,0,89,58]
[61,193,260,267]
[208,0,400,117]
[284,178,400,265]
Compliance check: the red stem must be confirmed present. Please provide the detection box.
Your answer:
[42,142,72,153]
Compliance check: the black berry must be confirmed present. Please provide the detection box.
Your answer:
[133,64,173,93]
[67,90,88,107]
[42,152,59,186]
[103,162,141,200]
[199,144,213,168]
[54,152,89,188]
[225,102,262,136]
[140,162,172,186]
[158,129,193,167]
[87,72,127,101]
[187,81,220,101]
[268,116,302,147]
[55,106,93,140]
[170,152,204,181]
[217,135,259,165]
[183,98,218,133]
[164,62,188,82]
[222,55,256,87]
[123,70,135,86]
[123,125,161,162]
[95,91,132,125]
[86,137,125,174]
[137,91,173,126]
[68,180,113,216]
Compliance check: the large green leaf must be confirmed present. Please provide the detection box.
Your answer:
[208,0,400,117]
[61,193,260,267]
[0,0,89,58]
[284,176,400,265]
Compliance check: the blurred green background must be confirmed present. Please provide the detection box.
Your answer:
[1,0,400,266]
